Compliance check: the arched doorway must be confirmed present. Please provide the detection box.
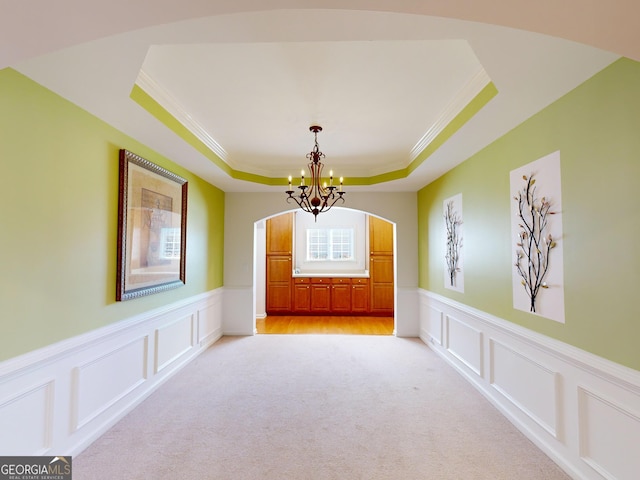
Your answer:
[253,208,397,335]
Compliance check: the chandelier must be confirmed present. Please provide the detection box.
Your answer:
[286,126,345,220]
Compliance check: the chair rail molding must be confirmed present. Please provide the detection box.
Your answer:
[0,289,223,456]
[419,289,640,480]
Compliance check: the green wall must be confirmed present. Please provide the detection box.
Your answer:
[418,58,640,371]
[0,69,225,362]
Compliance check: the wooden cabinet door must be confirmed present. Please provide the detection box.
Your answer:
[292,278,311,312]
[267,284,292,312]
[369,215,393,255]
[370,255,394,283]
[331,278,351,313]
[370,283,394,314]
[266,213,292,255]
[266,213,293,314]
[351,278,369,313]
[310,278,331,312]
[267,255,292,282]
[369,216,394,315]
[266,255,291,313]
[370,256,394,315]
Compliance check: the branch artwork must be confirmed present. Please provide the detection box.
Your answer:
[444,200,463,287]
[514,173,556,313]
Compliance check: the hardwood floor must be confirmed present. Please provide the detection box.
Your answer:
[256,315,394,335]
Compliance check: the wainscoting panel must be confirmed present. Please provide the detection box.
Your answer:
[222,286,254,335]
[0,380,53,455]
[419,289,640,480]
[419,302,443,346]
[154,315,194,374]
[578,386,640,480]
[73,336,148,431]
[198,297,223,345]
[396,287,419,337]
[0,289,223,456]
[490,339,558,437]
[446,314,483,377]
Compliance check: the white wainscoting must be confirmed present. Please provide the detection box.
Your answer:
[222,286,254,335]
[419,290,640,480]
[0,289,223,456]
[395,287,420,337]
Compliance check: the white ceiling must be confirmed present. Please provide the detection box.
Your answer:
[4,2,634,193]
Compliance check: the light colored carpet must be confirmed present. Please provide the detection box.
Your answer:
[75,335,570,479]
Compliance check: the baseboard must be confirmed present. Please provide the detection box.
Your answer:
[419,289,640,480]
[0,289,223,456]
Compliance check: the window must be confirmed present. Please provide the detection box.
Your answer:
[306,228,354,261]
[160,227,181,259]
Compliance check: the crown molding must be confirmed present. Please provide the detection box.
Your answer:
[132,67,494,186]
[409,67,491,162]
[135,69,230,166]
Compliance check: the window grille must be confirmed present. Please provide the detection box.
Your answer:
[306,228,354,261]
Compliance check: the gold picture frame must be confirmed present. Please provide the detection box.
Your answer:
[116,149,188,301]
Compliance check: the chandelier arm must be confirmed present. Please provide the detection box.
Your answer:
[286,191,313,213]
[321,195,346,213]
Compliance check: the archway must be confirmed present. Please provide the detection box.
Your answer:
[252,207,398,335]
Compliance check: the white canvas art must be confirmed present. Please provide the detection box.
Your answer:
[444,193,464,292]
[510,151,565,323]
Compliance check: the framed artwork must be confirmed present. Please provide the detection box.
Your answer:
[117,149,188,301]
[510,150,565,322]
[443,193,464,293]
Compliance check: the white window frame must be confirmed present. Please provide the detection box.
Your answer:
[159,227,181,259]
[306,227,355,262]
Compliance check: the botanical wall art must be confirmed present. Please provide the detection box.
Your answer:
[510,151,565,322]
[443,193,464,292]
[117,149,188,301]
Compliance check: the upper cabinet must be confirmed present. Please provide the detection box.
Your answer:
[266,212,293,255]
[369,215,393,255]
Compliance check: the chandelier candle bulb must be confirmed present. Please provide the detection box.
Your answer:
[340,177,343,192]
[330,170,333,186]
[288,175,292,190]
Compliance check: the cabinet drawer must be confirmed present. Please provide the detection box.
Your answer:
[294,277,310,284]
[351,278,369,285]
[310,277,330,284]
[331,278,351,285]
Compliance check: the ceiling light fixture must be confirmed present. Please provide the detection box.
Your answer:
[286,126,345,221]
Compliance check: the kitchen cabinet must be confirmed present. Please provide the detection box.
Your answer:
[266,213,293,255]
[266,213,293,314]
[331,278,351,313]
[370,256,394,315]
[292,277,311,313]
[266,255,292,313]
[351,278,369,313]
[310,278,331,313]
[369,216,394,315]
[265,212,392,315]
[369,215,394,255]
